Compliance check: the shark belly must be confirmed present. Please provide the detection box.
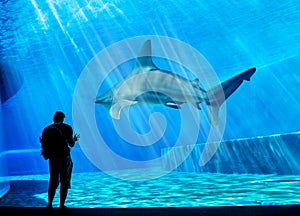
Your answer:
[109,71,204,119]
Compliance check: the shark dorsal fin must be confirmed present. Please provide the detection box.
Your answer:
[133,40,158,71]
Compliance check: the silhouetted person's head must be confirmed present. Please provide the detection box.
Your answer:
[53,111,65,123]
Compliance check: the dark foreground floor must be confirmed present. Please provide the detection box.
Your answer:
[1,205,300,216]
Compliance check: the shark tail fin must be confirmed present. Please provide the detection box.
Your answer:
[203,67,256,127]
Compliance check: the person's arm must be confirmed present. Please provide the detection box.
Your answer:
[73,133,80,143]
[66,125,80,147]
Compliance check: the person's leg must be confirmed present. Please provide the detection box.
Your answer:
[60,184,68,208]
[59,156,73,208]
[48,159,59,208]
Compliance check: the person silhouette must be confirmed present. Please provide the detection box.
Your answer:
[40,111,80,209]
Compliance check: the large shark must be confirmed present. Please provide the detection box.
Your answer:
[95,40,256,127]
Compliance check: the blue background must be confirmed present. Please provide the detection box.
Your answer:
[1,0,300,175]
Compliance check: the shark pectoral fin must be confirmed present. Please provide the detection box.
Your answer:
[165,102,181,109]
[204,104,220,128]
[109,100,137,119]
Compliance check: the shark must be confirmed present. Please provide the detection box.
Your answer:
[95,40,256,127]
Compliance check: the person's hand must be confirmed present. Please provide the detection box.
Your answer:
[74,133,80,141]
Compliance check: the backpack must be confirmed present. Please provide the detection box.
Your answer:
[40,124,68,160]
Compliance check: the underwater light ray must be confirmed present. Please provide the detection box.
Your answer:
[31,0,48,30]
[45,0,79,51]
[271,70,300,104]
[46,0,65,33]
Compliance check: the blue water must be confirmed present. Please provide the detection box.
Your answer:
[1,0,300,206]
